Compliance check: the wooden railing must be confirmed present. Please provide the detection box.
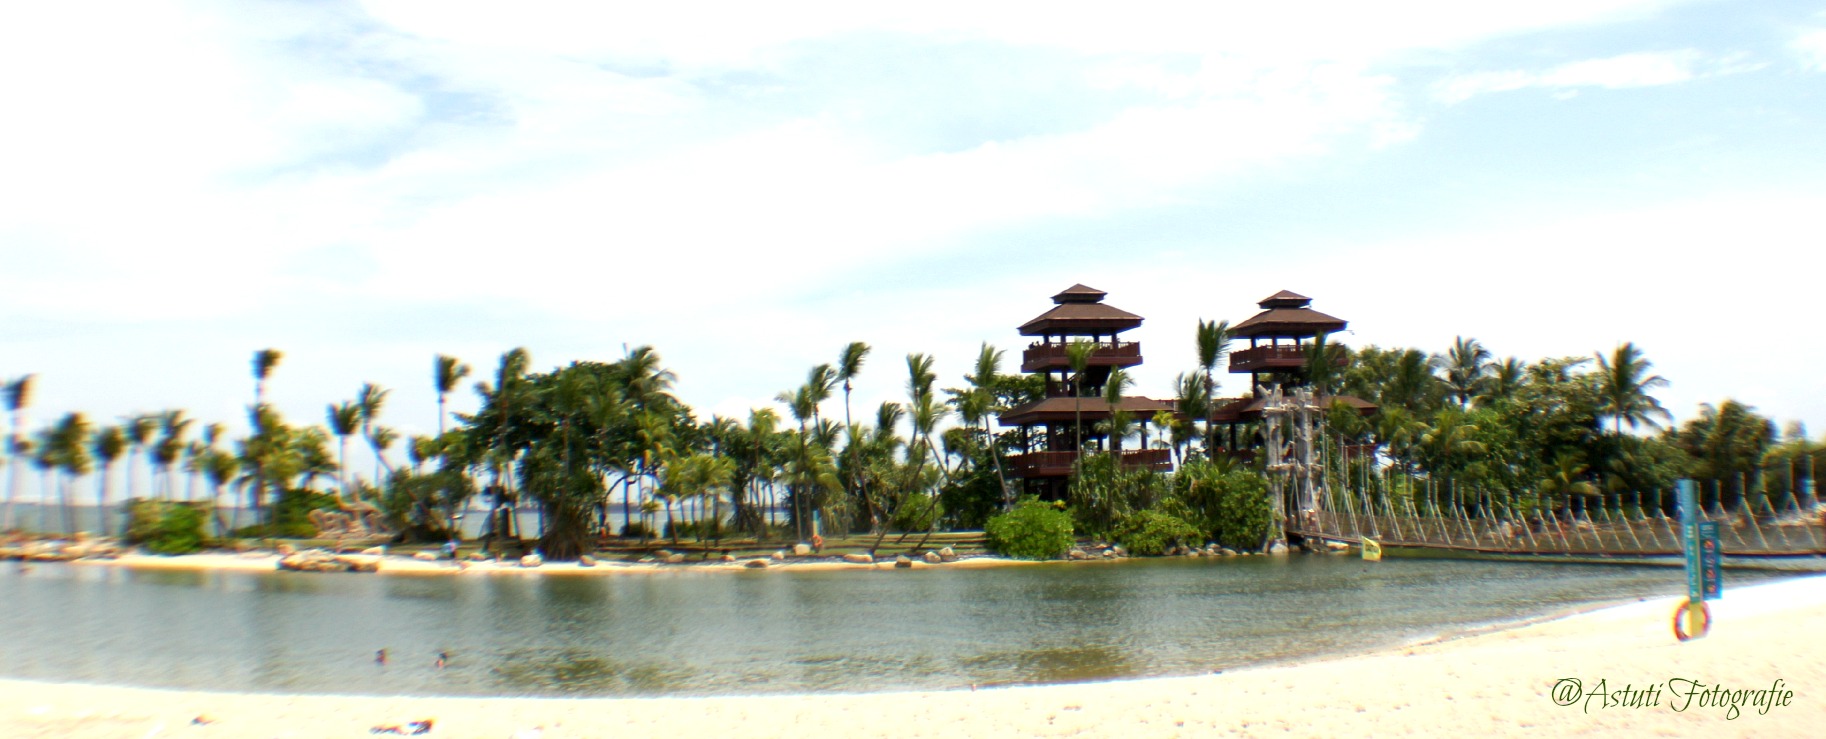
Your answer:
[1008,449,1173,476]
[1022,341,1141,370]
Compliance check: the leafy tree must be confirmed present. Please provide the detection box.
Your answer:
[1443,336,1491,407]
[4,374,34,530]
[1169,459,1271,550]
[435,354,471,436]
[1675,399,1775,509]
[1195,319,1233,459]
[1113,508,1200,555]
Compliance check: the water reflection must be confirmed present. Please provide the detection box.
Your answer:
[0,557,1801,697]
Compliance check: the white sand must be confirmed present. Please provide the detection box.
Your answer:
[6,572,1822,738]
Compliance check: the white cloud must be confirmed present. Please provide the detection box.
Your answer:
[1794,28,1826,71]
[1433,50,1724,102]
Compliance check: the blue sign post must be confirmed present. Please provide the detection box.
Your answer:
[1698,521,1722,601]
[1675,479,1712,640]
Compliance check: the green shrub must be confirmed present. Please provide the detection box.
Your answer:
[892,492,943,532]
[1067,452,1164,537]
[1113,508,1201,555]
[125,500,209,555]
[985,496,1075,560]
[1171,461,1273,550]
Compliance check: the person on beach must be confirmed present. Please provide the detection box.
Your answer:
[376,649,388,666]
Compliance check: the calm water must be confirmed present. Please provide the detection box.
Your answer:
[0,556,1792,698]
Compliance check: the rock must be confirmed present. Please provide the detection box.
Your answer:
[655,549,673,559]
[413,551,438,561]
[664,553,686,564]
[743,558,769,569]
[520,553,544,568]
[1219,548,1237,556]
[1267,542,1288,555]
[1185,550,1201,557]
[1111,545,1128,557]
[361,546,385,556]
[638,556,657,563]
[276,543,296,555]
[938,546,957,562]
[1326,541,1349,551]
[923,551,943,563]
[1067,549,1091,560]
[771,550,787,561]
[338,555,381,573]
[842,553,874,564]
[579,555,598,567]
[466,552,488,562]
[894,555,913,568]
[720,554,737,562]
[1101,549,1116,558]
[793,543,814,557]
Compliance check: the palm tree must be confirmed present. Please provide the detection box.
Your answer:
[1481,357,1526,406]
[47,412,92,535]
[327,401,361,499]
[1195,319,1232,460]
[202,448,240,537]
[1594,342,1671,437]
[92,425,126,532]
[3,375,35,531]
[1101,366,1136,453]
[1443,336,1491,407]
[153,410,192,501]
[963,343,1013,506]
[1302,332,1347,396]
[1065,339,1096,455]
[125,415,157,502]
[252,349,282,408]
[435,354,471,436]
[836,342,871,520]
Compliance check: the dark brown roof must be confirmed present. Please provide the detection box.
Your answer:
[1053,284,1108,304]
[1259,290,1311,308]
[1210,394,1376,422]
[999,396,1177,426]
[1019,286,1143,336]
[1232,291,1345,338]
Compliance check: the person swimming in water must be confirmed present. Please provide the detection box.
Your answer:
[435,650,448,669]
[376,648,388,666]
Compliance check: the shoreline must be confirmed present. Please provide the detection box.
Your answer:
[5,576,1822,737]
[60,550,1059,576]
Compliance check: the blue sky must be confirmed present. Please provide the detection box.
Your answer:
[3,0,1825,482]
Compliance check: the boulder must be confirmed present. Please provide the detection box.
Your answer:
[1267,542,1288,555]
[923,551,943,564]
[466,552,488,562]
[664,553,686,564]
[520,553,544,568]
[1218,548,1237,556]
[338,555,381,573]
[638,556,658,563]
[579,555,598,567]
[743,558,769,569]
[1067,549,1092,561]
[1111,545,1128,557]
[413,551,438,561]
[361,546,385,556]
[655,549,674,559]
[894,555,913,568]
[276,543,297,555]
[1101,549,1116,558]
[842,553,874,564]
[720,553,737,562]
[771,550,787,561]
[938,546,957,562]
[793,543,814,557]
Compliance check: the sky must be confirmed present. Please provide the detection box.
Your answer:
[4,0,1826,486]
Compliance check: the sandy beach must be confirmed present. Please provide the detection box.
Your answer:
[62,550,1044,576]
[4,570,1821,738]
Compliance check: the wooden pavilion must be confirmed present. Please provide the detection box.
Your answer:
[1210,290,1377,448]
[998,284,1175,499]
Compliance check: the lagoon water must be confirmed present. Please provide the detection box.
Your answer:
[0,556,1785,698]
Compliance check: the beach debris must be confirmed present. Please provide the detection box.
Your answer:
[191,715,214,725]
[370,718,434,735]
[938,546,957,562]
[793,543,813,557]
[520,553,544,568]
[924,551,943,563]
[579,555,598,567]
[743,558,769,568]
[894,554,914,568]
[842,553,874,564]
[278,548,382,573]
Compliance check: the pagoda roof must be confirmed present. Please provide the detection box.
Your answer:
[1019,284,1143,336]
[1232,290,1346,338]
[1209,393,1376,422]
[998,395,1176,427]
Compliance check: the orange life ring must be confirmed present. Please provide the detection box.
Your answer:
[1673,600,1711,641]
